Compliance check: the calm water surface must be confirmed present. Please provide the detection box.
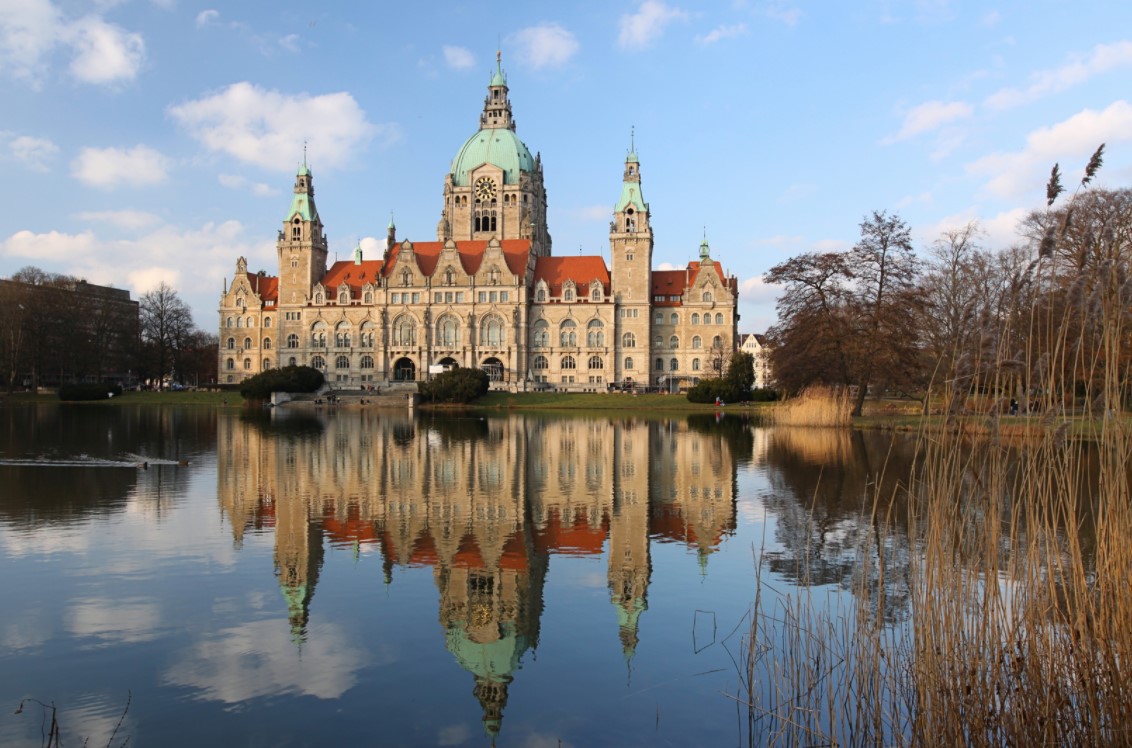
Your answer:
[0,404,915,747]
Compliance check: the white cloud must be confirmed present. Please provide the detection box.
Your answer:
[619,0,688,50]
[195,9,219,27]
[754,234,805,246]
[0,0,62,84]
[0,219,273,323]
[695,23,747,45]
[76,209,162,230]
[884,100,973,142]
[67,15,144,84]
[509,23,579,69]
[656,262,679,271]
[278,33,299,53]
[0,1,145,86]
[8,134,58,170]
[68,597,160,643]
[763,3,802,26]
[164,620,366,702]
[920,207,1026,250]
[967,101,1132,200]
[442,44,475,70]
[71,145,170,188]
[897,191,933,208]
[218,173,280,196]
[985,41,1132,111]
[739,275,782,305]
[169,82,390,172]
[980,10,1001,27]
[813,239,850,252]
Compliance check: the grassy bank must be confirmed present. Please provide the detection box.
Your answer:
[465,391,774,413]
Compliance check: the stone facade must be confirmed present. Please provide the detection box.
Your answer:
[218,56,739,391]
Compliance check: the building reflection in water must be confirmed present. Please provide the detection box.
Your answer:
[217,410,744,737]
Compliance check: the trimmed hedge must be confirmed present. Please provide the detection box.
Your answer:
[419,367,490,404]
[239,365,324,400]
[686,351,759,404]
[59,383,123,401]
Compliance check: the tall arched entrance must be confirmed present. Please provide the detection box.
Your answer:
[481,357,504,382]
[393,357,416,381]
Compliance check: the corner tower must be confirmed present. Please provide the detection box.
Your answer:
[610,138,653,385]
[277,160,328,306]
[439,51,552,254]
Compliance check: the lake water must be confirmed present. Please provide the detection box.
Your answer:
[0,404,917,747]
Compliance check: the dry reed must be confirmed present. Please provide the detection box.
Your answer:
[768,386,854,428]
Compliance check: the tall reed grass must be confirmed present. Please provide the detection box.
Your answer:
[734,157,1131,746]
[768,386,853,428]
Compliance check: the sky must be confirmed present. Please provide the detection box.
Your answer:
[2,0,1131,334]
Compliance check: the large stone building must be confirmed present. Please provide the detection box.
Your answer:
[219,55,739,391]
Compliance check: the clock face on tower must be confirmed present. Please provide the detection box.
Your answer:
[474,177,497,200]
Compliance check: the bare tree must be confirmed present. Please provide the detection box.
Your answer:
[847,211,924,416]
[140,283,194,387]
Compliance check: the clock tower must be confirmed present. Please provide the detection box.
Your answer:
[439,52,551,254]
[609,141,653,385]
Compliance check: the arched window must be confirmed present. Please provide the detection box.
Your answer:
[533,355,548,370]
[621,332,636,348]
[480,315,504,347]
[713,335,723,348]
[336,355,349,369]
[436,315,460,347]
[264,317,272,328]
[226,317,233,328]
[364,291,372,304]
[670,312,678,325]
[654,311,663,324]
[588,355,603,370]
[393,315,417,346]
[401,270,412,287]
[670,358,678,371]
[702,291,713,303]
[655,358,663,370]
[263,337,272,350]
[716,313,724,325]
[236,298,245,310]
[292,218,301,240]
[314,293,323,304]
[691,313,700,325]
[335,322,351,348]
[586,319,604,347]
[226,358,234,370]
[243,337,252,349]
[311,322,327,348]
[287,334,299,349]
[590,283,603,302]
[263,359,272,370]
[561,355,576,370]
[654,335,662,347]
[311,355,326,369]
[563,283,575,302]
[236,317,243,328]
[243,358,251,370]
[360,355,374,369]
[226,337,235,350]
[702,315,711,325]
[692,358,701,371]
[536,287,547,302]
[444,268,455,286]
[247,316,254,327]
[670,335,679,349]
[360,322,375,347]
[531,319,549,347]
[692,336,702,349]
[288,356,297,366]
[338,289,349,305]
[624,356,634,370]
[559,319,577,347]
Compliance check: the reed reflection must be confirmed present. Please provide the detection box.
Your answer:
[216,410,747,736]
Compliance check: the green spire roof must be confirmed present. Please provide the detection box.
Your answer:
[490,49,506,87]
[615,183,646,213]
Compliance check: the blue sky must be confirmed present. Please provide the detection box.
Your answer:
[2,0,1131,333]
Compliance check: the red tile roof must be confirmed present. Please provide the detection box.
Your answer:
[384,239,531,279]
[532,256,611,297]
[248,273,278,303]
[650,261,734,306]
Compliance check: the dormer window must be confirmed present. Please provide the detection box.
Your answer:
[564,287,574,302]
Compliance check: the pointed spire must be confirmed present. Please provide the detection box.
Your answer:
[627,125,638,163]
[481,49,514,130]
[353,243,363,265]
[388,210,396,231]
[699,230,711,260]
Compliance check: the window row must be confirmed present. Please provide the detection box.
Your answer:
[224,316,272,329]
[653,311,727,325]
[531,355,606,370]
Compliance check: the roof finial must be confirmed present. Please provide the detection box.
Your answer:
[388,210,395,230]
[303,140,308,168]
[630,125,635,154]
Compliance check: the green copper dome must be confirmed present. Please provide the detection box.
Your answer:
[450,128,534,187]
